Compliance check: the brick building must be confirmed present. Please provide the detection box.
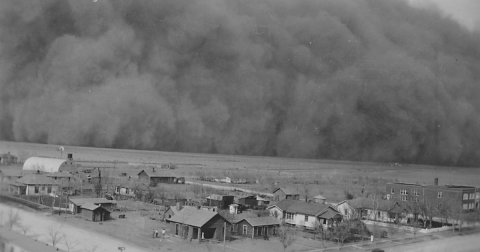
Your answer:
[386,179,478,211]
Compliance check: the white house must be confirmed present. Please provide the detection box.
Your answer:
[267,199,342,229]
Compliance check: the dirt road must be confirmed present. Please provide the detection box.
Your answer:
[0,203,153,252]
[385,233,480,252]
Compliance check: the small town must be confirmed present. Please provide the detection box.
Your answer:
[1,148,479,252]
[1,0,480,251]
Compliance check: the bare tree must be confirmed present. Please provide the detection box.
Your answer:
[331,222,350,247]
[18,222,31,235]
[192,184,202,198]
[84,244,99,252]
[47,225,63,246]
[7,209,21,230]
[278,223,296,252]
[311,218,323,240]
[302,183,310,202]
[62,234,78,252]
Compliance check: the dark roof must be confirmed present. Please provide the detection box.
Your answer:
[167,207,227,227]
[273,188,299,195]
[269,199,339,218]
[243,216,281,227]
[81,203,111,212]
[318,208,342,219]
[46,171,74,178]
[16,174,57,185]
[138,169,176,178]
[0,153,17,158]
[69,197,117,206]
[207,194,232,201]
[268,199,297,211]
[0,227,66,252]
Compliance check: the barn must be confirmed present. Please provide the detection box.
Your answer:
[23,157,77,173]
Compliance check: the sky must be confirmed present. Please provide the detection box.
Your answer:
[0,0,479,167]
[410,0,480,31]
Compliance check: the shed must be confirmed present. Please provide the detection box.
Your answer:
[168,207,231,242]
[313,194,327,204]
[69,197,117,213]
[206,194,234,209]
[79,203,111,222]
[23,157,77,173]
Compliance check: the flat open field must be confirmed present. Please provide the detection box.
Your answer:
[1,140,479,188]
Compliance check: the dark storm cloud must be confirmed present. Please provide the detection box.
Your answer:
[1,0,480,166]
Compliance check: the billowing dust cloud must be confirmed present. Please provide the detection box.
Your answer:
[1,0,480,166]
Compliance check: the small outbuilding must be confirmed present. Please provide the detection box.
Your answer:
[313,194,327,204]
[79,203,111,222]
[273,188,300,201]
[69,197,117,213]
[206,194,234,209]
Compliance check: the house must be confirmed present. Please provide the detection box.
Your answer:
[267,199,342,229]
[23,156,78,173]
[331,200,355,220]
[386,179,479,211]
[348,197,407,223]
[164,203,198,220]
[312,194,327,204]
[206,194,234,209]
[234,216,281,238]
[273,188,300,201]
[238,195,270,208]
[78,203,111,222]
[0,227,67,252]
[10,173,59,196]
[0,152,17,165]
[167,207,232,241]
[114,182,150,199]
[46,171,74,182]
[153,196,188,207]
[138,167,176,186]
[69,197,117,213]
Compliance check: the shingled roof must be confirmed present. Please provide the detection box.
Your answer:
[16,174,57,185]
[242,216,281,227]
[273,188,299,195]
[167,207,228,227]
[269,199,341,218]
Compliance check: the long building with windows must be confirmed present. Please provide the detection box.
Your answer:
[386,178,479,211]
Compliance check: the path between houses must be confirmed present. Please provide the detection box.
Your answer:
[0,203,153,252]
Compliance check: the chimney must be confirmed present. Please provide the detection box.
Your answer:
[434,178,439,186]
[67,153,73,160]
[176,202,183,211]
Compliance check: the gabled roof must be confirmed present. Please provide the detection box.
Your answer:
[16,174,57,185]
[138,169,176,178]
[69,197,117,206]
[167,207,228,227]
[269,199,340,218]
[242,216,281,227]
[46,171,74,178]
[267,199,297,211]
[313,194,326,200]
[318,207,342,219]
[273,188,299,195]
[207,194,231,201]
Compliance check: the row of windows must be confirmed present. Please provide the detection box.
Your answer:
[284,213,312,222]
[34,186,52,193]
[463,203,475,210]
[392,189,421,196]
[463,193,475,200]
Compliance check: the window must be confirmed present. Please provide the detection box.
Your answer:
[463,204,468,210]
[401,195,407,201]
[305,216,308,222]
[469,203,474,209]
[438,192,443,198]
[463,193,468,200]
[344,209,348,216]
[243,225,247,235]
[286,213,294,220]
[412,190,419,196]
[47,186,52,193]
[231,224,237,232]
[391,188,395,194]
[400,190,408,195]
[35,186,39,193]
[377,211,381,218]
[476,193,480,200]
[469,193,475,200]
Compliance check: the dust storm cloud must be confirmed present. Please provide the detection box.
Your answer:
[1,0,480,166]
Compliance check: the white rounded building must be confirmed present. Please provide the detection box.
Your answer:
[23,156,77,173]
